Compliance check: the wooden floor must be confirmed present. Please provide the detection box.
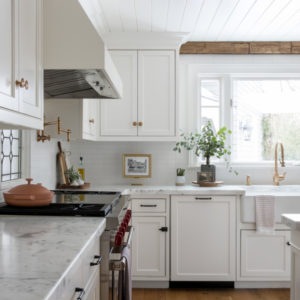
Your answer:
[133,288,290,300]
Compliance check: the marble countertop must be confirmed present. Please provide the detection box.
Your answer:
[0,215,106,300]
[62,184,246,196]
[67,184,300,197]
[282,214,300,230]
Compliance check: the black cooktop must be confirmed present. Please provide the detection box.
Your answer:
[0,203,112,217]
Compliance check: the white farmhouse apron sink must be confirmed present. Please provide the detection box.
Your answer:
[241,185,300,223]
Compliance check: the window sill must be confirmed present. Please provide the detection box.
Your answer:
[188,161,300,169]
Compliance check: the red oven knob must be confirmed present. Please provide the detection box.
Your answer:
[115,233,122,246]
[119,226,125,235]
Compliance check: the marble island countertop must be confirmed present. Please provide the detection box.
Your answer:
[282,214,300,230]
[0,215,106,300]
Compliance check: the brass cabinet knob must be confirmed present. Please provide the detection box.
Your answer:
[138,122,143,126]
[132,121,137,126]
[89,119,95,123]
[16,78,29,90]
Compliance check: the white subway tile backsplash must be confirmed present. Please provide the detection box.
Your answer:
[70,140,300,186]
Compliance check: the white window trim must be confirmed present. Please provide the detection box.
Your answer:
[188,73,300,168]
[188,73,230,168]
[0,130,30,191]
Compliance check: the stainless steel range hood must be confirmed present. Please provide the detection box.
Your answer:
[43,0,122,99]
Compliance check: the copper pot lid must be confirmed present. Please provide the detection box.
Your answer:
[6,178,52,196]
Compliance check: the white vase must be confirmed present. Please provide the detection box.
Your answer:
[176,176,185,186]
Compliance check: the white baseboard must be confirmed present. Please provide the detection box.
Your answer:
[132,281,169,289]
[235,281,291,289]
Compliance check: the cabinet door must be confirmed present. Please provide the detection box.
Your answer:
[241,230,291,280]
[18,0,42,118]
[132,216,166,278]
[171,195,235,281]
[83,99,99,139]
[0,0,18,111]
[138,50,175,136]
[291,247,300,300]
[101,51,137,136]
[81,270,100,300]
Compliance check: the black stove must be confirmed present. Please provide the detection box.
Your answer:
[0,203,111,216]
[0,191,121,217]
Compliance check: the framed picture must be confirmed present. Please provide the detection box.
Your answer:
[123,154,152,178]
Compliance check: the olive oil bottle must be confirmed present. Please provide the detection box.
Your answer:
[78,156,85,181]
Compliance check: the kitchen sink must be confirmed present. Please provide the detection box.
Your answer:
[241,185,300,223]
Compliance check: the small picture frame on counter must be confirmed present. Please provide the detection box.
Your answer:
[123,154,152,178]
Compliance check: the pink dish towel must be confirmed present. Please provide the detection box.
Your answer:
[255,195,275,234]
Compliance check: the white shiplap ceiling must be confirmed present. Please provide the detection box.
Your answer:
[97,0,300,41]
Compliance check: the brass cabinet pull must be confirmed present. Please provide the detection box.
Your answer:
[89,119,94,123]
[138,122,143,126]
[132,121,137,126]
[16,78,28,90]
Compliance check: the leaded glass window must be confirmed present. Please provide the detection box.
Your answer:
[0,130,22,182]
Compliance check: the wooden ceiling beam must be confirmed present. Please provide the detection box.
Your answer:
[180,42,300,54]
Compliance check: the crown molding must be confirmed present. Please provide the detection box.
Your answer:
[104,32,189,50]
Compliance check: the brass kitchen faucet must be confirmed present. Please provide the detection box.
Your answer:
[273,142,286,186]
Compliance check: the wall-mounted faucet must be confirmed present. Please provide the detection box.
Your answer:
[273,142,286,186]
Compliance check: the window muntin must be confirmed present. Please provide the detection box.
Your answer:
[1,130,22,182]
[199,79,221,131]
[232,79,300,162]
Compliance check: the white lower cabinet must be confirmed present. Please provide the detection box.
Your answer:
[131,196,169,282]
[49,234,101,300]
[171,195,236,281]
[289,231,300,300]
[81,270,100,300]
[240,230,291,280]
[132,216,166,278]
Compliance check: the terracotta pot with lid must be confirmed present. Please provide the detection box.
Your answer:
[3,178,54,207]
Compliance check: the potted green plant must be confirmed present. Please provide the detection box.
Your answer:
[65,166,82,186]
[173,121,237,182]
[176,168,186,186]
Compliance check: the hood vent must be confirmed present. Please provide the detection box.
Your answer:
[43,0,122,99]
[44,69,118,99]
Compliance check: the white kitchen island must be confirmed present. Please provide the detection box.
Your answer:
[282,214,300,300]
[0,215,105,300]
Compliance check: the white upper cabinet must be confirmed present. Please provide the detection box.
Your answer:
[82,99,99,140]
[18,0,42,118]
[101,51,138,136]
[138,51,175,136]
[0,0,43,129]
[0,0,18,111]
[100,50,176,140]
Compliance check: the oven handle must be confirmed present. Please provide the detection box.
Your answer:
[125,225,134,248]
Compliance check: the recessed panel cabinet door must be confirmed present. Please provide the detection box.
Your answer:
[101,51,138,136]
[171,195,236,281]
[0,0,18,111]
[83,99,99,139]
[18,0,42,118]
[241,230,291,280]
[138,50,175,136]
[132,216,166,278]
